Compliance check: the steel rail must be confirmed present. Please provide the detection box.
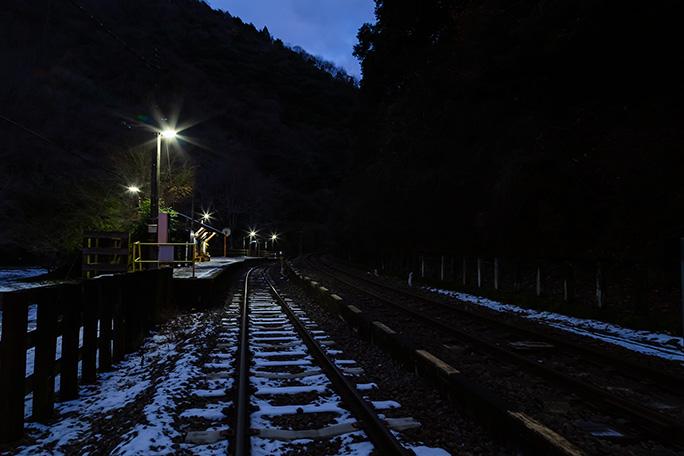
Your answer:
[263,267,414,456]
[232,267,255,456]
[312,253,684,394]
[306,255,684,449]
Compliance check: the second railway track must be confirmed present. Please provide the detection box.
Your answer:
[296,253,684,455]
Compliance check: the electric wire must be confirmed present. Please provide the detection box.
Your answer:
[0,113,125,180]
[66,0,160,71]
[2,0,169,180]
[66,0,164,111]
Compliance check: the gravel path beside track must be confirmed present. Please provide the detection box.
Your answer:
[2,267,514,456]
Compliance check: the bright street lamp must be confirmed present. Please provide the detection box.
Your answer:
[150,129,177,237]
[248,230,257,256]
[148,128,177,269]
[266,233,277,251]
[127,186,141,207]
[161,129,176,139]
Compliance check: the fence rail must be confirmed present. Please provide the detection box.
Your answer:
[0,268,173,443]
[131,242,196,276]
[349,252,683,320]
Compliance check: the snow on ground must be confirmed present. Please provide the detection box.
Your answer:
[427,287,684,362]
[9,312,218,456]
[0,268,48,292]
[2,267,684,454]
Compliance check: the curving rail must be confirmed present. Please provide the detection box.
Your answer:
[233,267,254,455]
[229,265,415,455]
[304,254,684,450]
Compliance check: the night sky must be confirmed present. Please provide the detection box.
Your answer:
[208,0,375,78]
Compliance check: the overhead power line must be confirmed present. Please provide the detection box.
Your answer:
[65,0,165,118]
[66,0,161,71]
[0,113,124,180]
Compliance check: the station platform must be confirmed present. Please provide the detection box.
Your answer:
[172,257,248,279]
[171,256,268,309]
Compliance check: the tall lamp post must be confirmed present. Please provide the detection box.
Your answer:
[149,129,176,236]
[148,129,176,265]
[249,230,257,256]
[266,234,277,253]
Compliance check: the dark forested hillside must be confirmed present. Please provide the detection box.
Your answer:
[3,0,684,272]
[342,0,684,265]
[0,0,357,267]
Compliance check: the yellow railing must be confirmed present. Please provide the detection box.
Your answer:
[132,242,196,278]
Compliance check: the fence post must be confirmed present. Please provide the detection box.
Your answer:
[141,271,153,333]
[0,291,29,443]
[536,263,544,297]
[146,269,167,330]
[563,261,574,304]
[98,275,117,372]
[123,273,137,354]
[441,255,445,282]
[82,279,101,384]
[596,262,606,308]
[113,274,126,363]
[33,287,60,422]
[159,268,173,322]
[60,283,83,401]
[124,272,146,353]
[149,270,163,328]
[477,257,482,288]
[494,258,500,290]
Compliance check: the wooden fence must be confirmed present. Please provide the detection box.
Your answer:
[352,252,681,319]
[0,268,173,443]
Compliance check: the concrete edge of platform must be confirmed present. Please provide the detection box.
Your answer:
[172,258,269,309]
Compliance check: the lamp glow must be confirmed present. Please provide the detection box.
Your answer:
[161,129,177,139]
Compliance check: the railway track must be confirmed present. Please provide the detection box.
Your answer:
[297,253,684,455]
[182,265,445,455]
